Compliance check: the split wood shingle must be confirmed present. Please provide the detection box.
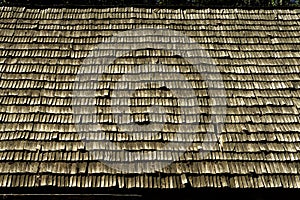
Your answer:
[0,7,300,189]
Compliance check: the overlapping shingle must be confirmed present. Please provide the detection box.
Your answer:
[0,7,300,189]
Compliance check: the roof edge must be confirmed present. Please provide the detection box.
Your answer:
[1,5,300,10]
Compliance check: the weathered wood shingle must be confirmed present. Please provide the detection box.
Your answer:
[0,7,300,189]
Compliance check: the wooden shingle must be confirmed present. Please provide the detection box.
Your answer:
[0,7,299,189]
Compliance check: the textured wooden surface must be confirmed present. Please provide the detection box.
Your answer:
[0,7,300,188]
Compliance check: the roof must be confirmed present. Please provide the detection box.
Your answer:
[0,6,300,190]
